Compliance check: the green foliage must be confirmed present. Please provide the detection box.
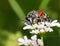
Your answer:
[0,0,60,46]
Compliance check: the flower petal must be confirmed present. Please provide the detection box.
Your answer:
[52,20,57,23]
[40,29,45,33]
[30,30,39,34]
[38,39,43,46]
[23,25,32,30]
[31,35,37,41]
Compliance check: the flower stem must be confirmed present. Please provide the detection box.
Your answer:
[41,36,44,46]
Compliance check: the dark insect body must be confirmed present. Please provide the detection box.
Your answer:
[25,10,51,25]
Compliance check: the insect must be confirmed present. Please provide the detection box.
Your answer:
[25,11,38,25]
[37,10,51,22]
[25,10,51,25]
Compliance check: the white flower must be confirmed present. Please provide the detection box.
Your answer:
[18,35,43,46]
[37,24,44,29]
[32,24,38,28]
[23,25,32,30]
[38,39,43,46]
[23,20,60,34]
[30,35,38,46]
[30,30,39,34]
[18,36,31,46]
[44,27,53,32]
[31,35,43,46]
[31,35,37,41]
[40,29,45,33]
[18,38,24,45]
[45,22,51,26]
[51,20,60,27]
[23,24,38,30]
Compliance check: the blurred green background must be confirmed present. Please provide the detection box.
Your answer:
[0,0,60,46]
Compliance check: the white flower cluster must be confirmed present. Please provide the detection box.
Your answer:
[18,35,43,46]
[23,20,60,34]
[18,10,60,46]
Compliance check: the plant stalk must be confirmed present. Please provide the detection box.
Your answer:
[41,36,44,46]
